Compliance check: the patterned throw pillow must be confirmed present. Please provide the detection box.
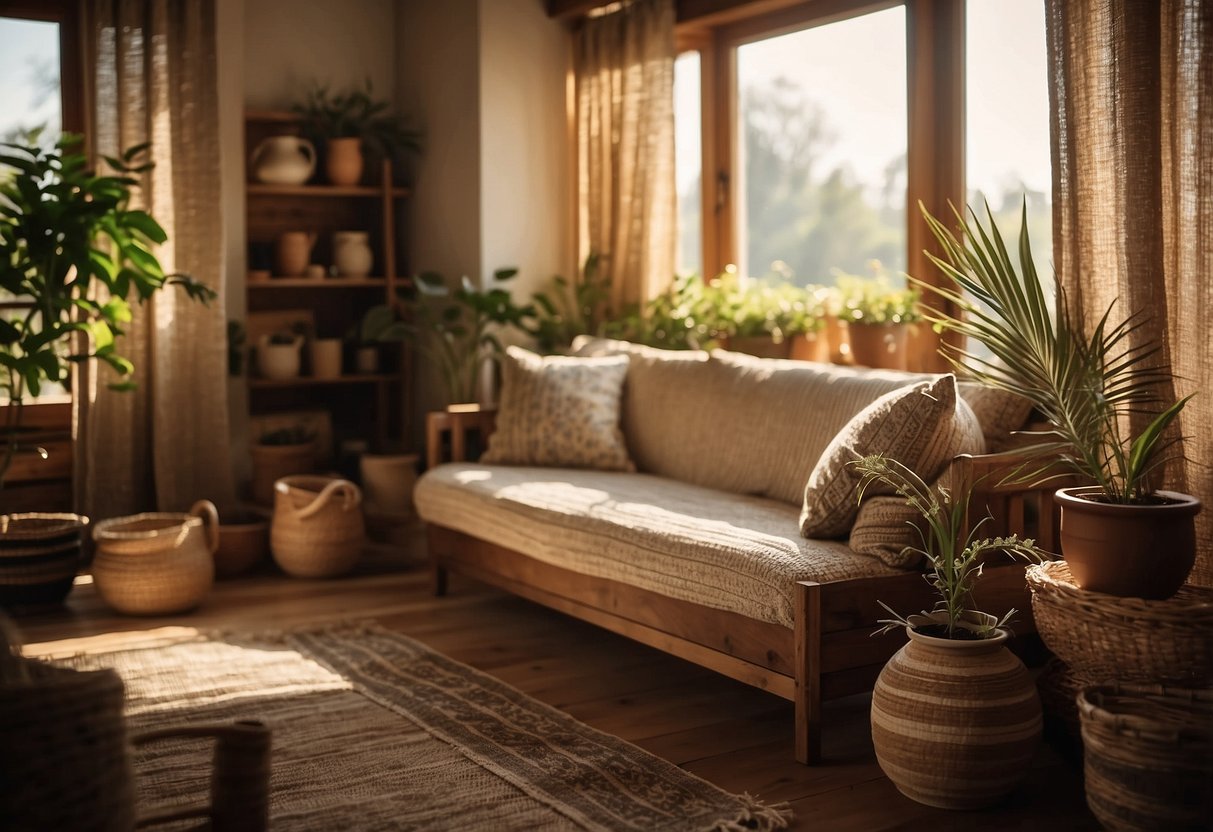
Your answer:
[799,375,984,539]
[481,347,634,471]
[849,496,928,568]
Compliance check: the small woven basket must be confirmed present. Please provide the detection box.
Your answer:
[271,476,364,578]
[1078,684,1213,832]
[1037,657,1090,741]
[0,513,89,607]
[215,512,270,578]
[1027,560,1213,684]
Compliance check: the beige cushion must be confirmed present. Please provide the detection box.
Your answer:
[481,347,633,471]
[415,463,904,628]
[958,381,1034,452]
[849,496,926,568]
[573,337,948,505]
[800,375,985,538]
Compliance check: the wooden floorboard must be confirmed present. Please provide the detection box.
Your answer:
[12,545,1097,831]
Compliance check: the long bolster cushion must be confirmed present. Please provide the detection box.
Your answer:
[416,463,904,629]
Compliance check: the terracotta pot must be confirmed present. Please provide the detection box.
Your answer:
[249,441,315,506]
[214,512,269,578]
[274,231,316,276]
[871,612,1041,809]
[847,322,908,369]
[360,453,419,519]
[310,338,342,380]
[823,314,850,364]
[325,137,364,186]
[789,330,829,363]
[722,335,791,360]
[1056,487,1200,599]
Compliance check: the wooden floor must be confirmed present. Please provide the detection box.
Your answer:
[13,543,1097,831]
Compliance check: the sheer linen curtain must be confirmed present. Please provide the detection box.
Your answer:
[76,0,234,517]
[575,0,677,311]
[1046,0,1212,585]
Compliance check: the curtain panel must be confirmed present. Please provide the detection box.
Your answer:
[1047,0,1212,584]
[77,0,234,517]
[575,0,677,312]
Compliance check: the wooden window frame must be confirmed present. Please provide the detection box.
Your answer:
[675,0,966,371]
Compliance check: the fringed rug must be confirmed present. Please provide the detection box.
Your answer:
[54,624,790,831]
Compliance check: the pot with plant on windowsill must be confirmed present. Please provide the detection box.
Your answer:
[916,200,1200,599]
[834,266,922,370]
[852,454,1044,810]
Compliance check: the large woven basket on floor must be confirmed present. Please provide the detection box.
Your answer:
[1078,684,1212,832]
[1027,560,1213,684]
[0,513,89,607]
[271,476,364,578]
[92,501,218,615]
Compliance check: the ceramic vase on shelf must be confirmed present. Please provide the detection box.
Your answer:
[326,137,364,186]
[249,136,315,185]
[332,231,373,277]
[311,338,343,380]
[870,612,1041,810]
[274,231,316,277]
[257,334,303,380]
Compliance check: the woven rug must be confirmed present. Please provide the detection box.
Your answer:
[55,624,790,831]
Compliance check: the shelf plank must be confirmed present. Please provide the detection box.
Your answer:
[249,374,400,389]
[248,277,391,289]
[247,183,411,198]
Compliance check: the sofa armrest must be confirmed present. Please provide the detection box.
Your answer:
[425,405,498,469]
[950,450,1086,555]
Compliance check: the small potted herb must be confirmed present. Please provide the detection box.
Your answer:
[833,264,921,370]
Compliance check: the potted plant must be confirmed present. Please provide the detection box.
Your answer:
[715,275,810,360]
[529,253,612,354]
[852,453,1044,810]
[834,265,922,370]
[0,136,214,487]
[916,201,1199,599]
[249,426,315,506]
[293,80,421,187]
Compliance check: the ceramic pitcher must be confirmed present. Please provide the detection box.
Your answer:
[249,136,316,186]
[275,231,316,276]
[333,231,373,277]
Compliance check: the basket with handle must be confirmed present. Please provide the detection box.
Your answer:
[271,476,364,578]
[92,501,219,615]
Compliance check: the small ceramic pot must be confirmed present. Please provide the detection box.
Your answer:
[355,346,378,375]
[333,231,373,277]
[311,338,343,380]
[326,137,364,186]
[275,231,316,277]
[257,334,303,380]
[249,135,315,185]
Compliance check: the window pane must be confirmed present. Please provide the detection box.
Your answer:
[736,7,907,287]
[966,0,1053,296]
[0,17,62,147]
[675,51,702,277]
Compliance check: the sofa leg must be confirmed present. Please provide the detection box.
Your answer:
[795,581,823,764]
[431,563,448,597]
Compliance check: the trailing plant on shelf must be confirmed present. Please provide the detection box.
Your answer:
[914,200,1199,598]
[0,136,215,484]
[851,454,1042,640]
[293,79,421,156]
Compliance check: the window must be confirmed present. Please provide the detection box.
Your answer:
[735,6,907,287]
[674,50,703,277]
[965,0,1053,296]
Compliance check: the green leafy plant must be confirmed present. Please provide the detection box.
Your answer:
[915,201,1191,504]
[0,136,215,483]
[529,253,612,353]
[601,273,724,350]
[293,80,421,156]
[713,273,824,340]
[852,454,1043,640]
[834,263,922,325]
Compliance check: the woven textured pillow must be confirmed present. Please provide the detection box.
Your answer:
[481,347,634,471]
[849,496,926,568]
[958,381,1035,452]
[799,374,984,539]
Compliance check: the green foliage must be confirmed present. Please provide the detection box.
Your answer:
[293,79,421,156]
[833,263,921,325]
[916,200,1190,504]
[851,454,1043,640]
[0,135,215,482]
[600,273,722,350]
[402,268,536,405]
[529,253,611,353]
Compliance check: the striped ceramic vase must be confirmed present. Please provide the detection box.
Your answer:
[870,614,1042,809]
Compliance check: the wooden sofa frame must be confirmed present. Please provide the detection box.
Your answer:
[424,406,1068,764]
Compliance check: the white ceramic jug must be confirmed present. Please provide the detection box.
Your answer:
[333,231,373,277]
[258,334,303,380]
[249,136,316,186]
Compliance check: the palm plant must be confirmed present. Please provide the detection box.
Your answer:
[0,136,214,483]
[852,454,1041,639]
[915,201,1190,504]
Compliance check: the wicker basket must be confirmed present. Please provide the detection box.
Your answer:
[92,500,218,615]
[1037,657,1090,741]
[0,513,89,607]
[271,476,364,578]
[1078,684,1213,832]
[1027,560,1213,684]
[215,512,270,578]
[0,657,134,830]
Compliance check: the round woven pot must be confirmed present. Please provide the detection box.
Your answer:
[214,512,270,578]
[870,612,1042,809]
[92,500,218,615]
[1027,560,1213,685]
[0,659,134,831]
[250,440,316,506]
[0,513,89,607]
[1078,684,1212,832]
[1056,487,1200,599]
[271,476,364,578]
